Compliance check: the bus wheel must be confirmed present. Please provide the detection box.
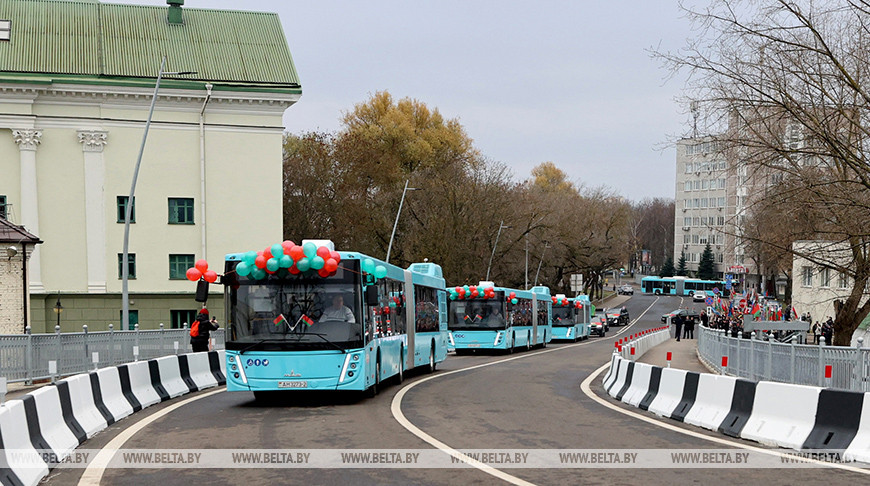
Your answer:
[428,347,436,373]
[367,360,380,398]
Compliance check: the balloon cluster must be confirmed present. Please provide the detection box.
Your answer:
[186,259,218,283]
[361,258,388,281]
[552,296,571,306]
[235,241,342,280]
[449,285,498,301]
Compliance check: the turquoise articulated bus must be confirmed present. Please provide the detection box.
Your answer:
[640,276,729,297]
[447,283,552,353]
[549,294,591,342]
[222,239,448,399]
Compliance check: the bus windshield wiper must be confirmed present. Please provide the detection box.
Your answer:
[239,339,289,354]
[306,332,347,353]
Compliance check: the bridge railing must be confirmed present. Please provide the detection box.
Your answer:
[0,324,226,384]
[698,324,870,392]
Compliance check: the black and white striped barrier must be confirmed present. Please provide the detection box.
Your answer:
[0,350,226,486]
[602,346,870,462]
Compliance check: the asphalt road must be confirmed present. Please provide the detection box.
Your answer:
[45,293,869,485]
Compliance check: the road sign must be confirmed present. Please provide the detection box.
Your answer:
[705,297,713,306]
[725,281,732,290]
[570,274,583,292]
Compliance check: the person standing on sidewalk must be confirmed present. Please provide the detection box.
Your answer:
[684,314,695,339]
[700,310,708,329]
[190,308,219,352]
[673,312,683,342]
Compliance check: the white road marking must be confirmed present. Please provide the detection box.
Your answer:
[76,388,224,486]
[390,297,659,484]
[580,360,870,475]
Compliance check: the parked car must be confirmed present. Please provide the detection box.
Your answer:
[617,284,634,295]
[661,308,700,323]
[692,290,707,302]
[590,315,608,336]
[606,307,630,326]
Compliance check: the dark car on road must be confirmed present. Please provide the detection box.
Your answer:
[590,314,608,336]
[606,307,630,327]
[661,308,700,323]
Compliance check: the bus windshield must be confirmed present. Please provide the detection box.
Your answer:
[551,307,574,326]
[448,300,506,330]
[225,261,363,351]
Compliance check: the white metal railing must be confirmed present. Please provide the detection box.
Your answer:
[698,324,870,392]
[0,324,226,384]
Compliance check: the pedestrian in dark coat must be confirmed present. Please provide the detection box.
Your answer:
[190,308,219,352]
[673,313,683,342]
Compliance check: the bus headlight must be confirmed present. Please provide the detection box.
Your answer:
[494,331,504,346]
[228,355,235,363]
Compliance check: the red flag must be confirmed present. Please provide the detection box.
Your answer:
[301,314,314,326]
[273,314,287,326]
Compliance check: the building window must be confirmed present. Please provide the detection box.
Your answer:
[802,266,813,287]
[693,181,701,190]
[701,198,708,208]
[701,180,708,190]
[819,267,831,288]
[118,253,136,279]
[684,217,691,226]
[0,20,10,41]
[683,234,691,244]
[685,163,693,174]
[716,253,724,263]
[838,272,849,289]
[684,181,692,192]
[169,254,195,280]
[168,198,194,224]
[718,197,726,207]
[693,217,700,226]
[171,310,197,329]
[0,195,6,219]
[117,196,135,223]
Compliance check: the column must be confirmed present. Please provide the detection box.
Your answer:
[78,130,109,293]
[13,129,43,292]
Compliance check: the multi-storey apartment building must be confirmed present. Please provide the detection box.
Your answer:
[0,0,301,332]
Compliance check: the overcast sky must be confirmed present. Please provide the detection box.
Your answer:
[120,0,693,200]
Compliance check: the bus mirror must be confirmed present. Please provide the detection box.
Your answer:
[365,285,379,306]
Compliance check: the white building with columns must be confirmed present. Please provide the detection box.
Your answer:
[0,0,301,332]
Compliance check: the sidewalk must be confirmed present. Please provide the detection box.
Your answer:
[636,330,709,374]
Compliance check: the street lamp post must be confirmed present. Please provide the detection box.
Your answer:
[122,56,196,330]
[534,241,551,286]
[53,294,63,329]
[486,221,512,281]
[385,179,419,264]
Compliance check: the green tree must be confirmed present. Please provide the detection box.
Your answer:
[659,255,675,277]
[697,243,716,280]
[676,251,688,277]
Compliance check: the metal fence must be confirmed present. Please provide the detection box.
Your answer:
[698,324,870,392]
[0,324,226,384]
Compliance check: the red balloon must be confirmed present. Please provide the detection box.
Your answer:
[288,264,300,275]
[195,259,208,273]
[265,268,276,274]
[318,268,331,278]
[186,267,202,281]
[470,286,477,293]
[509,292,516,299]
[329,250,341,263]
[254,255,267,269]
[324,258,338,272]
[316,246,330,259]
[455,286,462,293]
[289,245,305,261]
[282,240,295,254]
[471,290,479,298]
[203,270,218,283]
[263,248,273,260]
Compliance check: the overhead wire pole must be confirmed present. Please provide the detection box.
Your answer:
[486,221,511,281]
[534,241,551,286]
[386,179,419,264]
[122,56,196,330]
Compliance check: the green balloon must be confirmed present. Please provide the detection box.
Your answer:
[243,251,257,266]
[279,255,293,268]
[252,268,266,280]
[363,258,376,274]
[297,257,311,272]
[511,298,518,304]
[303,242,317,258]
[375,265,387,279]
[449,292,457,301]
[236,261,251,277]
[271,243,284,258]
[311,256,325,270]
[266,258,279,272]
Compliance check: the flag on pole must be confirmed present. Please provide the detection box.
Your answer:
[751,302,762,318]
[793,306,799,320]
[301,314,314,327]
[273,314,288,326]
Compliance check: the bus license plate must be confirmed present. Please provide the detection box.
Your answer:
[278,381,307,389]
[469,344,481,348]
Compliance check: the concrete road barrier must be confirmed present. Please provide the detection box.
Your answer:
[683,373,737,431]
[0,400,48,486]
[59,374,107,438]
[740,381,820,449]
[155,356,189,398]
[647,368,688,418]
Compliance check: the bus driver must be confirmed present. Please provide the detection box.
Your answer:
[320,294,355,322]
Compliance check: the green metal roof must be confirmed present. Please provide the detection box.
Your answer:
[0,0,300,90]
